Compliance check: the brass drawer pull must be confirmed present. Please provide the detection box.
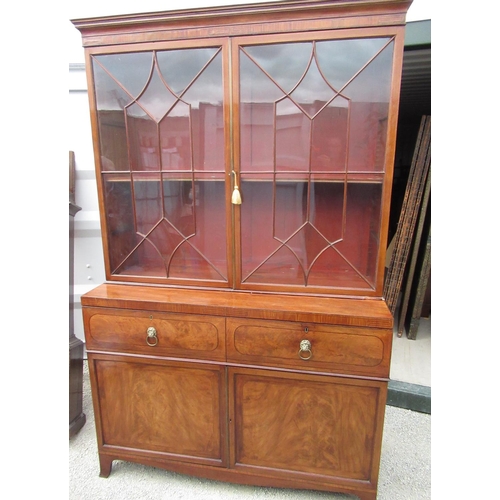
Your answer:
[146,326,158,347]
[298,339,312,360]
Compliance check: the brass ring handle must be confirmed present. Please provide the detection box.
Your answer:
[298,339,312,360]
[146,326,158,347]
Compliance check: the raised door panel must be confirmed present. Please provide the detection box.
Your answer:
[229,367,386,485]
[91,355,227,467]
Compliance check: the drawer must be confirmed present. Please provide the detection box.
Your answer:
[83,307,226,361]
[226,318,391,377]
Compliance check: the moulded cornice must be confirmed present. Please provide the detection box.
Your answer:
[72,0,413,45]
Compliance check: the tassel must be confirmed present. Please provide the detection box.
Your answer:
[231,186,242,205]
[231,170,242,205]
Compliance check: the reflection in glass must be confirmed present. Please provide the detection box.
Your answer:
[311,97,349,172]
[93,62,132,172]
[240,51,282,172]
[245,43,311,93]
[133,176,163,235]
[241,179,381,288]
[275,99,310,172]
[157,48,219,95]
[103,177,139,272]
[159,101,192,171]
[137,68,177,122]
[127,103,159,171]
[342,41,394,172]
[289,55,334,116]
[315,38,388,91]
[94,52,153,99]
[182,52,224,171]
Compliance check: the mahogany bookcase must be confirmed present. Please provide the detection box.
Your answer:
[72,2,411,498]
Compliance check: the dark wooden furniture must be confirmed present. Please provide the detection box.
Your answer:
[69,151,86,437]
[72,1,411,498]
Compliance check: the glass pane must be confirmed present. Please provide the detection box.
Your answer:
[309,181,344,244]
[167,180,228,280]
[310,97,349,172]
[275,99,310,172]
[315,38,389,91]
[192,102,225,172]
[93,62,132,172]
[157,48,218,95]
[133,175,163,235]
[334,182,382,285]
[159,100,192,171]
[126,103,160,171]
[244,43,311,93]
[274,181,308,243]
[342,41,394,172]
[289,56,334,116]
[182,51,224,172]
[240,180,276,282]
[94,52,153,98]
[104,175,227,280]
[102,176,141,273]
[162,179,194,237]
[240,50,282,173]
[137,68,177,122]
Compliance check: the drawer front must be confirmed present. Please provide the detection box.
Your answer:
[84,307,226,361]
[227,318,391,377]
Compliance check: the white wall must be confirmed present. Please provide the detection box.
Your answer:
[68,0,432,344]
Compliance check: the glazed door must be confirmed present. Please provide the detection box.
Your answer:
[87,30,402,295]
[233,31,400,296]
[88,40,232,287]
[90,355,228,467]
[228,367,386,484]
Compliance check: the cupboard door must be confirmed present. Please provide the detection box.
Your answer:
[229,367,386,484]
[234,34,396,295]
[90,43,231,286]
[91,354,227,467]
